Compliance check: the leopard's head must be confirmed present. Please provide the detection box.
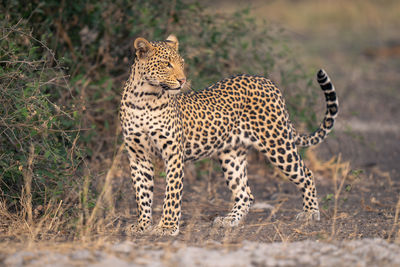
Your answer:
[134,35,186,94]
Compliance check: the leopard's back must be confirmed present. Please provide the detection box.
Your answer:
[176,74,294,162]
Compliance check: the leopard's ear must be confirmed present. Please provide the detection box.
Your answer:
[134,37,153,59]
[166,34,179,51]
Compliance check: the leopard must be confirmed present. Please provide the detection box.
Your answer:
[119,35,339,236]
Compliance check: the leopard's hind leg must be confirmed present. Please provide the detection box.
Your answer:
[255,127,320,221]
[214,146,255,227]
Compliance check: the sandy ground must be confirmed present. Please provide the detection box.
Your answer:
[3,239,400,266]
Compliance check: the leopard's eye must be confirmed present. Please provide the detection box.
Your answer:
[166,62,173,68]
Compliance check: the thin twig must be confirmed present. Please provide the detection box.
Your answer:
[48,200,63,230]
[22,143,35,224]
[329,154,349,241]
[388,197,400,242]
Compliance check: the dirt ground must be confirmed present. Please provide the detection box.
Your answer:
[1,0,400,265]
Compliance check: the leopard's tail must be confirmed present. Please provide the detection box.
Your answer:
[294,69,339,147]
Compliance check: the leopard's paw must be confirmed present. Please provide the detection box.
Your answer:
[213,216,240,227]
[126,221,152,235]
[295,210,320,221]
[151,223,179,236]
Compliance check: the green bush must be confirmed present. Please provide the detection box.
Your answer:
[1,0,317,216]
[0,25,84,210]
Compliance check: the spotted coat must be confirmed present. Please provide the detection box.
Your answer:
[119,35,339,236]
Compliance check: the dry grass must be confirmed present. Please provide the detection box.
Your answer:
[0,146,398,257]
[0,143,127,248]
[328,154,350,240]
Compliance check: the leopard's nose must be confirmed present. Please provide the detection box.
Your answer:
[178,78,186,86]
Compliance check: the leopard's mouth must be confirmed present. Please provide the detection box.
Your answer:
[160,82,181,91]
[146,78,181,92]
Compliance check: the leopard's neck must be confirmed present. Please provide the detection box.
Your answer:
[122,61,170,110]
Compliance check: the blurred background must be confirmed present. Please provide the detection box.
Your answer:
[207,0,400,174]
[0,0,399,241]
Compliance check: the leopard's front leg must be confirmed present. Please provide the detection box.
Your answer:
[153,151,184,236]
[125,136,154,234]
